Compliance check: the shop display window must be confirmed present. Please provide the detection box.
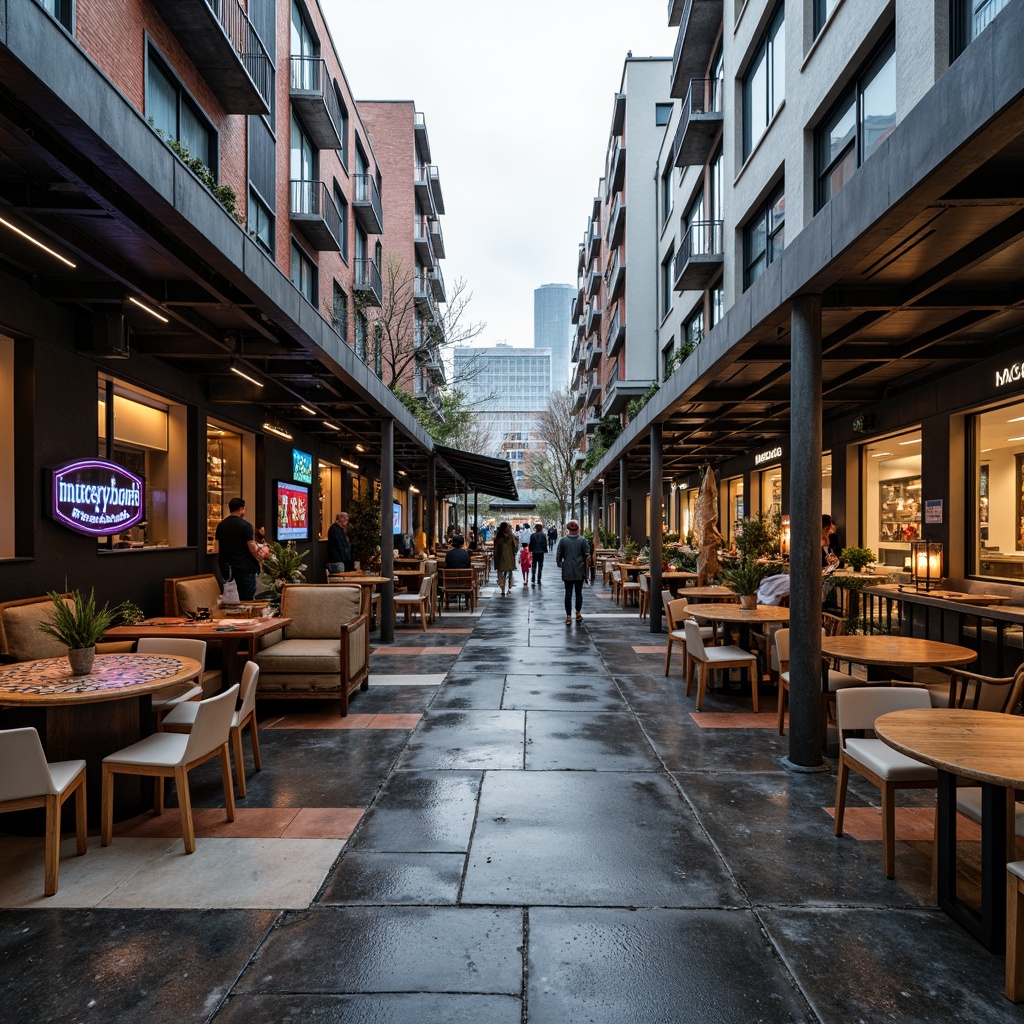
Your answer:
[318,460,342,540]
[862,430,921,568]
[98,378,187,550]
[972,399,1024,580]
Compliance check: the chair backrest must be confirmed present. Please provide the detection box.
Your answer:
[135,637,207,672]
[772,628,790,672]
[183,684,240,762]
[683,619,708,660]
[666,598,691,632]
[281,584,361,638]
[0,595,74,661]
[661,589,673,611]
[640,574,649,594]
[418,575,433,599]
[612,570,621,583]
[441,568,474,591]
[953,662,1024,713]
[835,686,931,738]
[0,727,58,801]
[822,612,846,637]
[237,661,259,720]
[172,576,222,617]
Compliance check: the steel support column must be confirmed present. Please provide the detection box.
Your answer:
[787,294,825,768]
[619,459,627,550]
[649,422,663,634]
[426,455,436,548]
[379,417,395,643]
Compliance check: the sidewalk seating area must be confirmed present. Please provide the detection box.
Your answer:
[0,578,1019,1023]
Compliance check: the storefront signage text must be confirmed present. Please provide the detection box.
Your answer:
[754,446,783,466]
[47,459,145,536]
[996,361,1024,388]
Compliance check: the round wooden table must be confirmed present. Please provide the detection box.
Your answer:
[0,653,201,827]
[820,635,976,682]
[678,586,739,602]
[686,602,790,657]
[875,708,1024,952]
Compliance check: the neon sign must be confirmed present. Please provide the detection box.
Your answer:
[46,459,145,536]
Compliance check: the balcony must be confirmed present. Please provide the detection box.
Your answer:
[428,217,445,258]
[572,359,584,392]
[603,371,653,416]
[353,174,383,234]
[674,220,724,291]
[608,138,626,193]
[587,267,602,297]
[572,389,585,414]
[585,374,602,411]
[414,165,435,215]
[585,413,601,435]
[586,339,602,372]
[428,165,446,215]
[605,250,625,303]
[673,77,723,168]
[414,111,431,163]
[608,195,626,249]
[670,0,724,99]
[611,92,626,136]
[414,271,437,320]
[353,258,383,307]
[587,224,602,266]
[289,57,342,149]
[414,218,435,267]
[150,0,272,114]
[428,265,446,303]
[577,242,586,274]
[289,180,342,251]
[571,331,582,364]
[606,306,626,357]
[586,303,602,336]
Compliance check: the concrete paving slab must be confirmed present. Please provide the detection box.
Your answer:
[318,852,465,906]
[502,673,626,711]
[213,993,523,1023]
[524,711,663,771]
[396,710,526,770]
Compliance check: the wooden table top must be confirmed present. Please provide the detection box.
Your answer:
[875,708,1024,788]
[105,616,290,641]
[819,634,976,667]
[0,653,201,706]
[677,586,739,601]
[661,571,699,580]
[685,603,791,625]
[326,575,390,586]
[868,583,1015,606]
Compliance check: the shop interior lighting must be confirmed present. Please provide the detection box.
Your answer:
[355,444,366,452]
[870,451,892,457]
[0,215,76,268]
[300,405,316,415]
[409,485,420,494]
[1009,417,1024,423]
[324,421,340,430]
[262,421,293,441]
[982,447,993,453]
[898,439,921,446]
[340,457,359,470]
[127,296,169,323]
[230,364,263,388]
[1009,437,1024,443]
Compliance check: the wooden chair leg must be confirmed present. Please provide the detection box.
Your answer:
[74,773,87,856]
[882,781,897,878]
[231,726,247,799]
[101,765,114,847]
[419,601,427,632]
[664,639,673,677]
[684,652,694,696]
[220,743,236,822]
[248,713,262,772]
[695,662,708,711]
[154,775,165,815]
[176,765,196,854]
[834,756,849,837]
[777,679,787,735]
[1007,871,1024,1002]
[749,664,759,713]
[44,792,60,896]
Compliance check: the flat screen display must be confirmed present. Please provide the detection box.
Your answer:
[393,501,402,533]
[292,449,313,485]
[275,480,310,541]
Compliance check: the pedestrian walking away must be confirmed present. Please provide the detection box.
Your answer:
[215,497,263,600]
[493,521,517,596]
[556,519,591,624]
[519,541,532,584]
[528,523,547,586]
[547,524,557,552]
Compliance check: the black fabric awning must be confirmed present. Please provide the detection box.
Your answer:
[434,444,519,501]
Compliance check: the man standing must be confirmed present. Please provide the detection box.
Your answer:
[547,524,557,552]
[328,511,354,573]
[215,497,263,600]
[556,520,591,624]
[528,523,547,586]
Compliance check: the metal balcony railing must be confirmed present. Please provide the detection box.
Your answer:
[289,179,342,251]
[354,258,383,306]
[674,220,724,290]
[353,174,384,234]
[428,218,445,258]
[289,56,343,149]
[673,77,724,167]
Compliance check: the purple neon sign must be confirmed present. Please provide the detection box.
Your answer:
[47,459,145,537]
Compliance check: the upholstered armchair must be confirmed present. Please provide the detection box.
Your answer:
[254,584,369,715]
[163,574,222,617]
[0,595,75,663]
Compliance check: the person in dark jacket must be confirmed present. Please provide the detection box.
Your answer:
[556,520,591,624]
[528,523,548,586]
[444,534,472,568]
[547,524,557,551]
[327,512,354,572]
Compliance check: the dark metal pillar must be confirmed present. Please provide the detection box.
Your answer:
[619,459,627,550]
[463,490,468,536]
[787,294,825,770]
[380,417,395,643]
[426,455,436,550]
[649,422,663,634]
[473,492,478,543]
[602,477,608,539]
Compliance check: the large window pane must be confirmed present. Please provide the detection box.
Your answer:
[973,399,1024,580]
[824,99,856,168]
[861,39,896,162]
[147,59,177,139]
[861,430,922,568]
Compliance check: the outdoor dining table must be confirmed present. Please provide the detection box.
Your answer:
[685,602,790,653]
[819,635,976,684]
[661,570,699,597]
[0,652,202,826]
[104,615,291,687]
[678,585,739,602]
[874,708,1024,952]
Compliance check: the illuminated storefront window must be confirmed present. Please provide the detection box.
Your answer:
[862,429,921,569]
[973,398,1024,580]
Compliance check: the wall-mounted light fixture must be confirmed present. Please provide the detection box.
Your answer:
[263,421,293,441]
[340,458,359,470]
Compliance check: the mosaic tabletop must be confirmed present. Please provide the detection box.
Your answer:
[0,653,201,705]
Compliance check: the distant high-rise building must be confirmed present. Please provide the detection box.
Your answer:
[534,283,575,390]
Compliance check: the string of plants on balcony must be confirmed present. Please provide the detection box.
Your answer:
[148,119,241,221]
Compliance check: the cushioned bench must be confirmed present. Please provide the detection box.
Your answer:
[164,574,222,617]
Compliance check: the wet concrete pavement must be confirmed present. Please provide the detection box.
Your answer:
[1,579,1019,1022]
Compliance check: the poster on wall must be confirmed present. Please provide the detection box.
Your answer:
[393,501,402,533]
[275,480,310,541]
[45,458,145,537]
[292,449,313,485]
[980,464,989,542]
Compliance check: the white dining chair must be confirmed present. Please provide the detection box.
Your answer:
[135,637,208,722]
[394,575,433,632]
[683,618,759,712]
[0,727,87,895]
[663,598,714,678]
[162,662,262,798]
[774,628,861,735]
[101,684,239,854]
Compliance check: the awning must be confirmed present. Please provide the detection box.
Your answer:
[434,444,519,501]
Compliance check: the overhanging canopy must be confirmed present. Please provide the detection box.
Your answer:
[434,444,519,501]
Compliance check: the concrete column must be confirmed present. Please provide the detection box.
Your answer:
[380,418,395,643]
[649,422,663,635]
[619,459,627,550]
[426,455,436,548]
[787,295,825,769]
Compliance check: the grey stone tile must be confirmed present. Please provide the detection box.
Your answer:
[317,853,464,906]
[524,712,662,771]
[429,675,507,710]
[395,711,525,770]
[502,674,624,712]
[213,993,522,1023]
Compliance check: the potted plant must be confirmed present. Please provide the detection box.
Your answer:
[38,588,121,676]
[624,537,639,562]
[258,541,309,613]
[841,546,876,573]
[719,557,779,609]
[346,490,383,569]
[119,599,146,626]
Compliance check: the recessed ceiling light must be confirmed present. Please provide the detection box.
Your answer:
[871,452,892,458]
[898,439,921,446]
[982,448,993,453]
[300,405,316,415]
[262,422,293,441]
[1009,417,1024,423]
[1008,437,1024,443]
[324,421,339,430]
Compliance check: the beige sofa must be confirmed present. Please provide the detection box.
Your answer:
[164,574,222,617]
[254,584,369,715]
[0,595,75,661]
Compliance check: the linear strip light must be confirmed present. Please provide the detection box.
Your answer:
[127,295,169,323]
[324,421,340,430]
[230,364,264,388]
[340,458,359,470]
[0,215,77,268]
[300,405,317,415]
[263,422,293,441]
[898,439,921,446]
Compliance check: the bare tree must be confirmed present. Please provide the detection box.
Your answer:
[530,387,584,524]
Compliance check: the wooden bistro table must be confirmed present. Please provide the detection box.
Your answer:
[875,708,1024,952]
[104,615,291,687]
[661,571,699,597]
[0,652,201,826]
[686,603,791,654]
[819,635,976,684]
[678,585,740,602]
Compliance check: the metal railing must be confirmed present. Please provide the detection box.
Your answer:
[289,56,343,138]
[354,174,383,229]
[681,219,723,260]
[206,0,272,110]
[606,307,622,349]
[354,258,383,304]
[289,179,341,245]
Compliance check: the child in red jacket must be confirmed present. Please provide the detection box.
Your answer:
[519,541,532,584]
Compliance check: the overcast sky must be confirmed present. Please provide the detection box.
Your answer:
[322,0,675,347]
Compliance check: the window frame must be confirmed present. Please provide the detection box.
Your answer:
[248,189,274,255]
[813,0,840,37]
[145,43,218,175]
[742,3,785,159]
[37,0,73,30]
[743,180,785,290]
[290,239,317,305]
[655,102,673,126]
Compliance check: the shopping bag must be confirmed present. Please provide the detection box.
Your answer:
[222,573,240,605]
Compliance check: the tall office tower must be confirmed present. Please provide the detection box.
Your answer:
[534,283,575,391]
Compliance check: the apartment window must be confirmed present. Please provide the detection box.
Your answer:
[742,4,785,158]
[334,184,348,260]
[655,103,673,126]
[291,112,315,185]
[686,308,704,348]
[744,181,785,289]
[249,190,273,255]
[355,311,367,362]
[953,0,1012,55]
[662,340,676,378]
[290,0,316,57]
[815,32,895,210]
[661,249,674,316]
[147,48,215,171]
[661,164,673,225]
[37,0,72,29]
[290,240,316,304]
[813,0,840,35]
[332,282,348,341]
[710,283,724,327]
[337,92,350,169]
